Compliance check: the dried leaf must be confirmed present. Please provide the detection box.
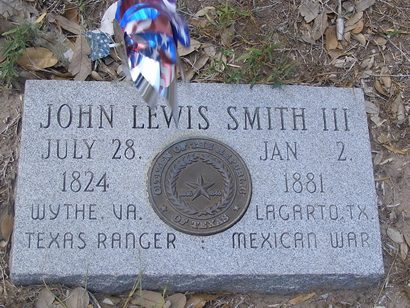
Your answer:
[91,71,103,81]
[178,38,201,56]
[352,20,364,34]
[325,26,338,51]
[360,55,374,69]
[185,296,207,308]
[186,294,219,308]
[36,288,56,308]
[221,24,235,47]
[380,67,391,89]
[400,242,408,261]
[17,47,58,71]
[288,292,316,305]
[374,36,387,46]
[131,291,164,308]
[68,35,91,81]
[52,13,83,35]
[365,101,379,115]
[0,0,37,18]
[374,80,387,96]
[65,287,89,308]
[0,213,13,242]
[165,293,186,308]
[356,0,376,13]
[311,12,328,41]
[345,12,363,28]
[404,231,410,247]
[333,56,356,68]
[194,6,216,18]
[185,54,209,81]
[370,114,386,127]
[100,1,118,35]
[35,12,47,24]
[299,0,320,23]
[64,7,79,23]
[383,144,410,155]
[387,227,404,243]
[352,33,366,45]
[203,45,217,57]
[391,94,406,124]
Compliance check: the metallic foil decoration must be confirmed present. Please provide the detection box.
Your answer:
[85,31,112,61]
[115,0,190,111]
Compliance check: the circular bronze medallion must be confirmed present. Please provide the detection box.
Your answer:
[148,138,252,236]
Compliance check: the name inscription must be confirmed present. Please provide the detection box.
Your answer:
[23,101,374,253]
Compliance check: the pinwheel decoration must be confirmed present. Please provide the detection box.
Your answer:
[115,0,190,111]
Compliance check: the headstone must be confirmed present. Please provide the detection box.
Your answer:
[11,80,384,293]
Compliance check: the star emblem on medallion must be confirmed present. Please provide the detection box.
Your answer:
[186,175,215,200]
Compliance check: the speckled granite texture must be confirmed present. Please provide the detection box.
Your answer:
[10,80,383,293]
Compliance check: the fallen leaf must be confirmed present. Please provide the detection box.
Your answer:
[400,242,408,261]
[52,13,83,35]
[288,292,316,305]
[345,12,363,28]
[0,213,13,243]
[333,56,356,68]
[373,152,383,165]
[365,101,379,115]
[352,33,366,45]
[100,1,118,35]
[185,54,209,81]
[165,293,186,308]
[35,12,47,24]
[360,55,374,69]
[64,7,79,23]
[35,288,56,308]
[203,45,216,57]
[0,0,37,18]
[17,47,58,71]
[299,0,320,23]
[404,231,410,247]
[194,6,216,18]
[383,144,410,155]
[356,0,376,13]
[68,35,91,81]
[374,80,387,96]
[325,26,338,51]
[186,294,220,308]
[221,24,235,47]
[185,296,206,308]
[212,52,227,73]
[391,94,406,124]
[374,36,387,46]
[370,114,386,127]
[380,67,391,89]
[387,227,404,243]
[131,290,164,308]
[102,298,115,305]
[311,12,328,41]
[65,287,89,308]
[178,38,201,56]
[91,71,103,81]
[352,20,364,34]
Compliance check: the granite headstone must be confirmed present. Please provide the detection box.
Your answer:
[11,80,384,293]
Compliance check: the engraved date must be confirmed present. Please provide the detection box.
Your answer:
[284,172,324,193]
[61,171,109,192]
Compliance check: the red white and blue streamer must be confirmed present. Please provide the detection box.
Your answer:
[115,0,190,108]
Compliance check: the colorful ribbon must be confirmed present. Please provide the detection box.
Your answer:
[115,0,190,109]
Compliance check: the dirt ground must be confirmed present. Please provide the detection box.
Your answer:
[0,0,410,307]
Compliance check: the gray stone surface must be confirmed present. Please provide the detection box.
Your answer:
[11,80,384,293]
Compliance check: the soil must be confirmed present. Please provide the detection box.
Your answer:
[0,0,410,307]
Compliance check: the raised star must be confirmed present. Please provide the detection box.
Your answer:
[186,175,215,200]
